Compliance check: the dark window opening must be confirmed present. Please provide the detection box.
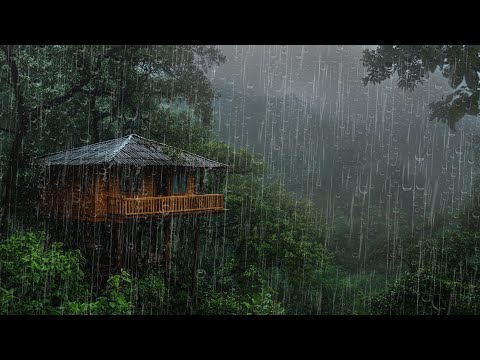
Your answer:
[121,171,130,193]
[155,169,169,196]
[172,173,178,193]
[172,168,187,194]
[132,175,139,193]
[196,169,205,194]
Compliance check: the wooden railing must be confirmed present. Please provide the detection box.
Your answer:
[108,194,225,216]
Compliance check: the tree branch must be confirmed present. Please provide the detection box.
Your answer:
[28,45,126,117]
[0,45,27,116]
[0,45,30,236]
[29,78,91,115]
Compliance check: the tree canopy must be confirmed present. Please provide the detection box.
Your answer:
[0,45,226,235]
[361,45,480,129]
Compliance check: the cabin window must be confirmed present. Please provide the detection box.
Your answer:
[182,173,187,193]
[121,172,130,193]
[132,175,139,193]
[195,170,200,193]
[172,169,187,194]
[195,169,205,194]
[172,173,178,193]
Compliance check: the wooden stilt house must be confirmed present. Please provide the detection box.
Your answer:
[37,134,227,222]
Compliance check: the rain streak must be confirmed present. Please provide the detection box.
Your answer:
[0,45,479,315]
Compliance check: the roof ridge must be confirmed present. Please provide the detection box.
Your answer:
[109,134,134,162]
[35,135,129,161]
[129,134,228,167]
[160,142,228,167]
[36,133,228,168]
[110,134,160,163]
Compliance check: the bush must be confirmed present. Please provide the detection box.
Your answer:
[132,272,166,315]
[198,287,285,315]
[0,231,86,314]
[371,267,480,315]
[97,269,134,315]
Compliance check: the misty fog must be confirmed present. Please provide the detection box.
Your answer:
[211,45,479,274]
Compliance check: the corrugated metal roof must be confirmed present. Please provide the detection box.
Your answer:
[36,134,228,168]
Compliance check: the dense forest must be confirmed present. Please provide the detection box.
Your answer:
[1,45,480,315]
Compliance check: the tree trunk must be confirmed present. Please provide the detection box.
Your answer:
[0,45,124,238]
[0,46,29,238]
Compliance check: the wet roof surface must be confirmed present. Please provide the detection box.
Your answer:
[37,134,227,168]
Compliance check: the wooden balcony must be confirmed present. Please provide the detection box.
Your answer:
[108,194,225,218]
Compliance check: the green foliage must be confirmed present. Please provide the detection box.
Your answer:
[371,230,480,314]
[131,272,166,315]
[226,176,329,268]
[198,287,285,315]
[61,300,100,315]
[147,99,211,152]
[97,269,134,315]
[0,231,86,314]
[63,270,136,315]
[0,286,15,314]
[62,270,168,315]
[0,45,225,141]
[10,45,476,315]
[198,289,244,315]
[371,267,480,315]
[198,140,264,176]
[204,175,331,313]
[311,266,385,315]
[0,231,162,315]
[362,45,480,129]
[0,45,226,234]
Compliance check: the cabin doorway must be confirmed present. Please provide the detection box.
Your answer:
[154,169,169,196]
[120,167,142,196]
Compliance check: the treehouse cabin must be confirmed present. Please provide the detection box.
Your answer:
[37,134,227,223]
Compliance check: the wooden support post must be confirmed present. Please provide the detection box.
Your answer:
[116,224,124,272]
[107,221,115,276]
[92,222,101,289]
[143,220,153,269]
[134,221,143,277]
[191,216,201,313]
[148,221,159,269]
[163,218,171,279]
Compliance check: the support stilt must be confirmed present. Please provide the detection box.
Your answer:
[191,217,201,313]
[163,218,171,280]
[116,224,124,272]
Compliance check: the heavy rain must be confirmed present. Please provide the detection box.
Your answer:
[0,45,479,315]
